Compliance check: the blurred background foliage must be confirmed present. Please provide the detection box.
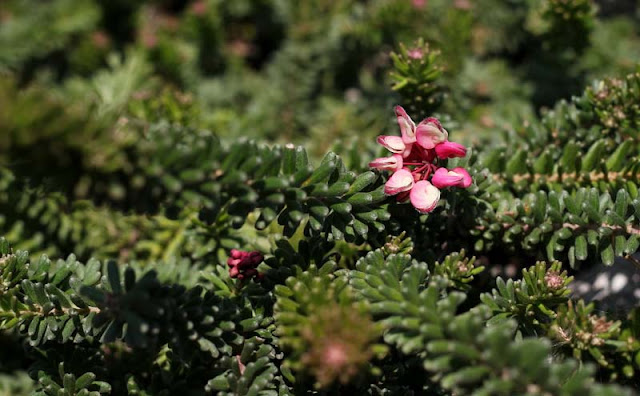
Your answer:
[1,0,638,153]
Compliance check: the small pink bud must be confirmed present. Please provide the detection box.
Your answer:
[384,169,414,195]
[91,31,110,48]
[412,0,427,9]
[410,181,440,213]
[395,106,417,144]
[230,249,244,258]
[454,0,471,10]
[415,118,448,149]
[452,167,472,188]
[407,48,423,59]
[236,355,246,375]
[227,250,263,280]
[544,271,564,290]
[435,141,467,159]
[324,342,349,367]
[191,0,207,15]
[142,33,158,48]
[369,154,403,171]
[377,135,406,153]
[431,168,464,188]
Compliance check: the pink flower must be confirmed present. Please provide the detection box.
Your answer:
[91,31,110,49]
[369,154,403,171]
[377,135,406,153]
[384,169,414,195]
[395,106,417,144]
[452,167,472,188]
[407,48,423,60]
[415,118,448,149]
[431,168,472,189]
[401,143,416,159]
[227,249,263,280]
[435,141,467,159]
[412,0,427,9]
[371,106,472,213]
[410,181,440,213]
[191,0,207,15]
[454,0,471,10]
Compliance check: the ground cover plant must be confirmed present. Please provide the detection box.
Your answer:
[1,0,640,394]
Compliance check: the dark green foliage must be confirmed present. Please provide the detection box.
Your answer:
[482,261,573,333]
[0,238,287,395]
[389,39,444,119]
[347,248,634,394]
[456,71,640,268]
[1,0,640,394]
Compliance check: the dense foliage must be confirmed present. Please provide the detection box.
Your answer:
[1,0,640,394]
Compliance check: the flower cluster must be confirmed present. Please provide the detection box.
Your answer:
[227,249,263,280]
[369,106,471,213]
[300,305,378,387]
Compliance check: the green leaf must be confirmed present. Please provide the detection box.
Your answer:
[582,202,601,223]
[533,151,552,174]
[580,140,605,172]
[295,145,309,169]
[302,160,336,186]
[330,202,352,215]
[33,283,49,306]
[292,165,314,186]
[282,145,296,175]
[614,235,626,256]
[600,243,615,266]
[625,235,640,255]
[63,374,76,394]
[353,219,369,237]
[557,228,572,240]
[348,171,376,194]
[560,141,579,172]
[575,235,588,260]
[440,365,490,388]
[606,140,632,171]
[61,318,76,342]
[106,261,121,295]
[532,192,547,223]
[261,177,289,191]
[614,189,629,218]
[505,149,528,176]
[347,192,373,205]
[22,280,39,305]
[207,373,230,391]
[324,181,351,196]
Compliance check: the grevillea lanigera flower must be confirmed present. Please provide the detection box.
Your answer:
[369,106,472,213]
[227,249,263,280]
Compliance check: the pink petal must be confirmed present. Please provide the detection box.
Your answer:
[452,167,472,188]
[415,120,447,149]
[410,181,440,213]
[377,135,406,153]
[395,106,416,144]
[369,154,403,171]
[435,141,467,159]
[402,143,417,159]
[431,168,464,188]
[384,169,414,195]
